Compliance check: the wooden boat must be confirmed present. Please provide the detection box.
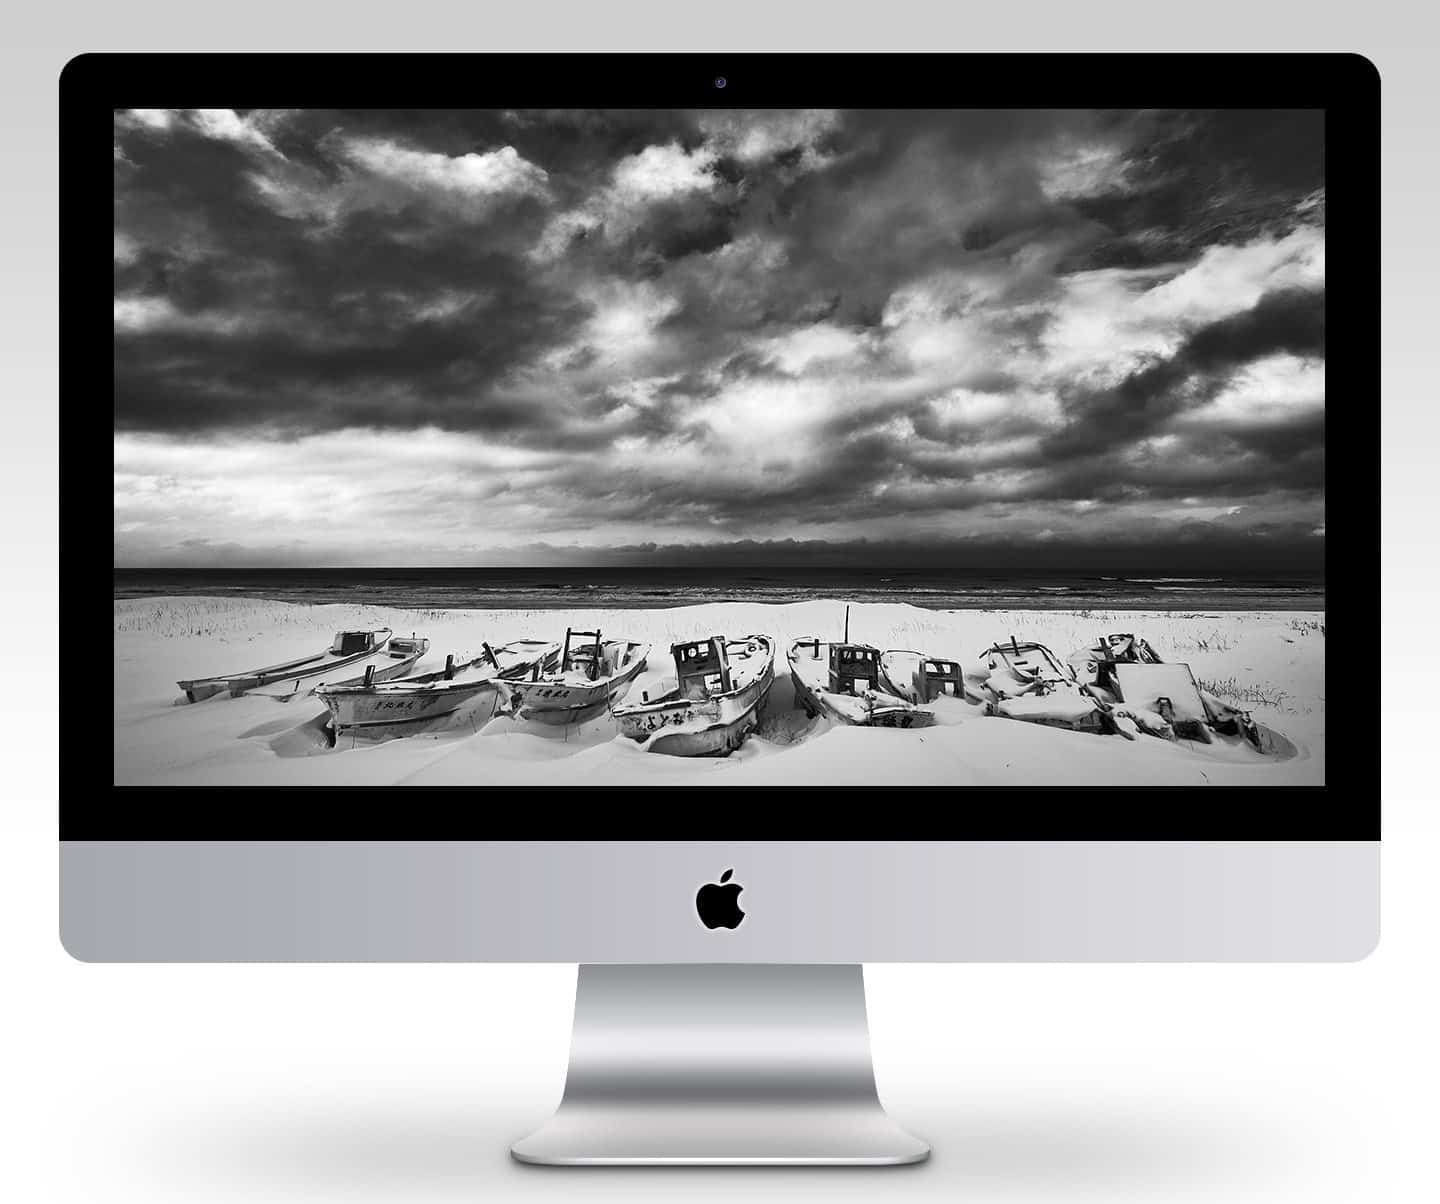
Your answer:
[505,628,650,725]
[316,639,560,741]
[878,650,966,704]
[176,629,392,703]
[1067,632,1263,747]
[613,634,776,756]
[248,635,431,701]
[788,638,934,727]
[967,637,1119,735]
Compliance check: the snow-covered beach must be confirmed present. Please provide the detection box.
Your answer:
[114,597,1324,788]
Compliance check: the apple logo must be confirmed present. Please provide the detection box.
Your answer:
[695,868,745,930]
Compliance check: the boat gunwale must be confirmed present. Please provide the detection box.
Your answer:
[178,627,394,694]
[314,640,559,700]
[508,640,651,701]
[259,642,427,700]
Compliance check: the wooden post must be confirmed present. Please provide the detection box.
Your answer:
[562,628,573,673]
[444,654,455,680]
[844,605,850,644]
[482,642,501,670]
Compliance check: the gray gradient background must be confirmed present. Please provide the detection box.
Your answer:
[15,15,1414,962]
[3,8,1429,1202]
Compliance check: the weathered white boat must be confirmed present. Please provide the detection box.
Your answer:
[614,634,776,756]
[1067,632,1264,747]
[788,638,934,728]
[176,628,392,703]
[505,628,650,725]
[878,649,966,704]
[249,635,430,701]
[967,637,1120,736]
[316,639,560,742]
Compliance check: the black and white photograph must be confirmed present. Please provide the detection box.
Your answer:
[111,105,1326,786]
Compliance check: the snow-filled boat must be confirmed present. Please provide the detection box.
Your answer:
[176,628,393,703]
[878,649,966,704]
[316,639,560,742]
[967,637,1120,736]
[788,638,934,727]
[613,634,776,756]
[1067,632,1263,747]
[249,634,431,701]
[504,628,650,725]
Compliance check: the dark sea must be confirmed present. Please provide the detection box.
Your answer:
[113,567,1326,612]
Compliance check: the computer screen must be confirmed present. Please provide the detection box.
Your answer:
[104,95,1345,804]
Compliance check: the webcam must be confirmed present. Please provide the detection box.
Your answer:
[714,76,727,89]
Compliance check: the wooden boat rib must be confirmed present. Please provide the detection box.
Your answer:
[316,639,560,741]
[505,628,650,725]
[176,629,392,703]
[613,634,776,756]
[787,637,934,728]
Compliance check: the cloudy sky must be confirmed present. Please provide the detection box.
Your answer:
[113,108,1325,570]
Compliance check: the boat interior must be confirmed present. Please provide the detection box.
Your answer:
[1098,633,1163,665]
[553,629,643,684]
[329,630,385,656]
[386,636,429,659]
[668,635,770,701]
[884,650,964,702]
[674,637,733,700]
[828,643,881,696]
[986,639,1072,686]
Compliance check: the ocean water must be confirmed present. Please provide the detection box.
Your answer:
[113,567,1326,612]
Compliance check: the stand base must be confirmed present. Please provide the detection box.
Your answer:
[511,964,929,1167]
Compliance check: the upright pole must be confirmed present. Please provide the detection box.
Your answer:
[844,604,850,644]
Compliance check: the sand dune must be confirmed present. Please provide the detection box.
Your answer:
[114,597,1324,787]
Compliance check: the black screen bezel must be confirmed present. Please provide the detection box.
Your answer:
[75,53,1377,839]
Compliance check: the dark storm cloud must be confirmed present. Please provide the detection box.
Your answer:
[1060,109,1325,272]
[1046,286,1325,457]
[113,107,1325,565]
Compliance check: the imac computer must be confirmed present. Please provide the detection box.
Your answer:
[80,54,1378,1165]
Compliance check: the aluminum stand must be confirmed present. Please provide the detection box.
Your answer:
[511,964,930,1166]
